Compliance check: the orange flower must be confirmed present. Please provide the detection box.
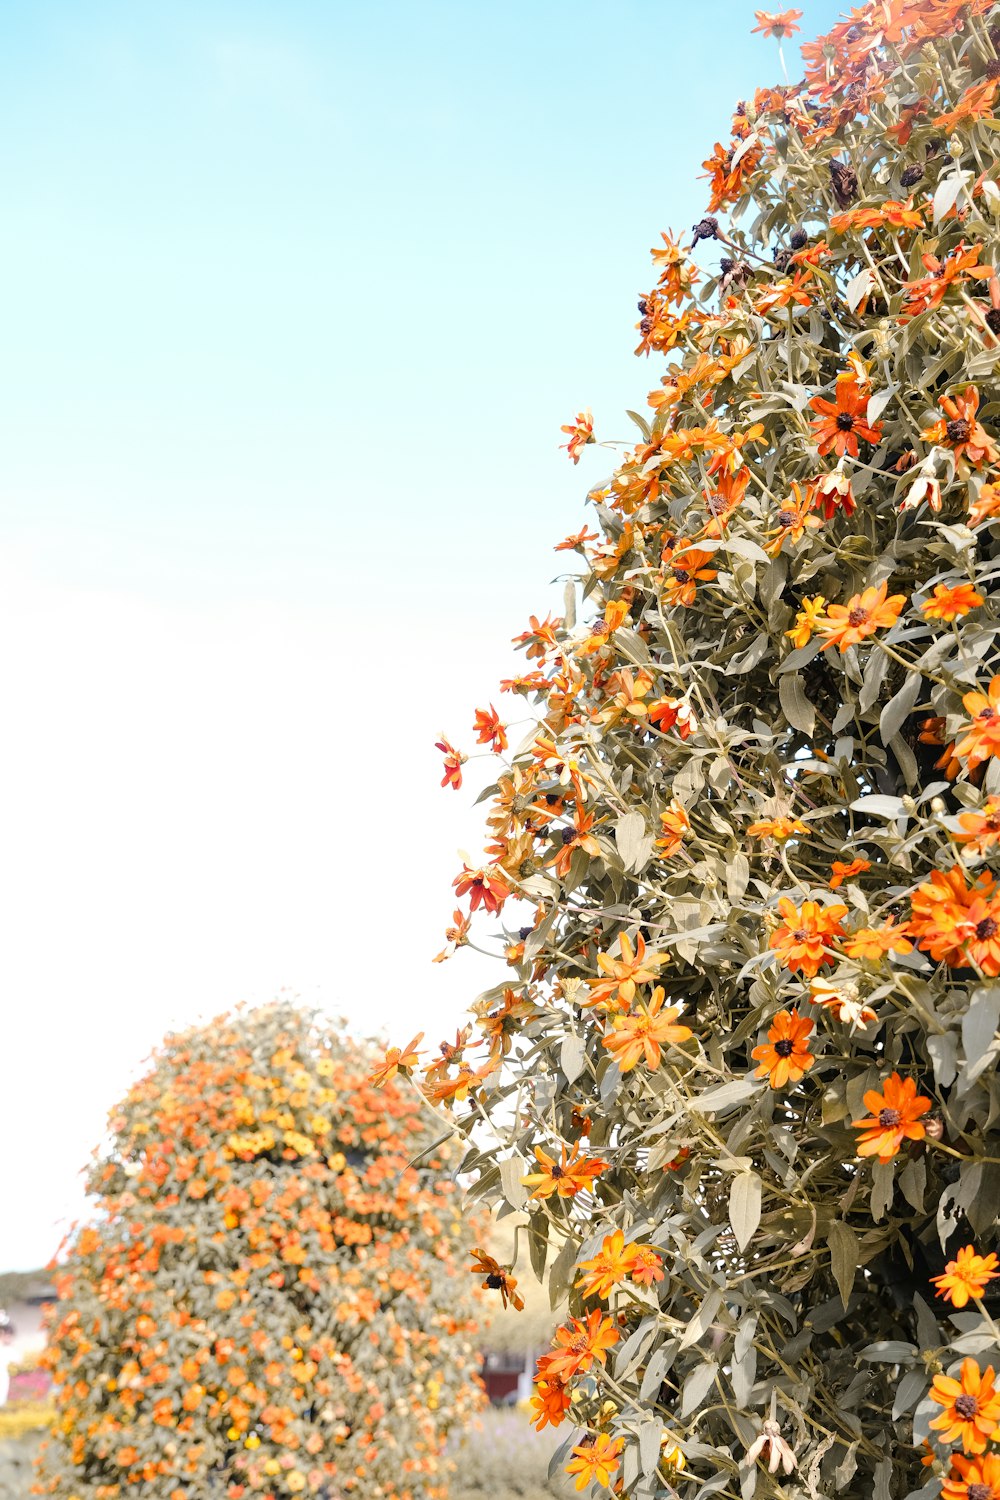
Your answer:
[922,584,984,622]
[648,695,697,738]
[955,800,1000,855]
[655,799,690,857]
[522,1143,608,1200]
[943,1453,1000,1500]
[565,1434,623,1492]
[662,542,718,607]
[765,481,821,553]
[785,595,827,649]
[368,1034,424,1088]
[748,816,808,840]
[434,737,466,790]
[538,1309,620,1382]
[956,678,1000,771]
[602,988,693,1072]
[932,1247,1000,1309]
[922,387,1000,471]
[432,907,472,963]
[453,863,511,914]
[901,243,991,320]
[472,705,508,753]
[963,888,1000,975]
[751,1009,815,1088]
[577,1229,663,1299]
[810,373,883,458]
[770,897,847,976]
[529,1376,570,1431]
[547,810,602,880]
[909,865,989,965]
[970,482,1000,528]
[586,931,668,1011]
[560,409,595,464]
[469,1247,525,1311]
[830,198,924,233]
[751,8,802,37]
[818,582,905,652]
[930,1359,1000,1454]
[852,1072,932,1162]
[554,526,599,552]
[842,919,912,961]
[829,858,871,888]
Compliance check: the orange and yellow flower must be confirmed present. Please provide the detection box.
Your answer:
[368,1034,424,1088]
[565,1434,623,1492]
[956,678,1000,771]
[955,800,1000,855]
[586,932,668,1011]
[921,584,984,622]
[922,387,999,471]
[560,409,595,464]
[942,1453,1000,1500]
[785,595,827,648]
[538,1309,620,1382]
[852,1072,932,1162]
[770,897,847,976]
[751,8,802,37]
[930,1360,1000,1454]
[818,582,905,652]
[810,373,883,458]
[932,1247,1000,1309]
[751,1009,815,1088]
[576,1229,663,1299]
[829,858,871,888]
[602,988,692,1072]
[522,1143,608,1200]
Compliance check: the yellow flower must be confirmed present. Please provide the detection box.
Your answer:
[785,595,826,648]
[287,1471,306,1493]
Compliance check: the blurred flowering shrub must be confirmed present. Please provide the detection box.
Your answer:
[36,1002,483,1499]
[382,2,1000,1496]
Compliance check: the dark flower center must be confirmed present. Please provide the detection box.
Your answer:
[978,708,996,723]
[955,1394,979,1420]
[792,928,807,942]
[878,1107,901,1128]
[672,568,691,583]
[900,163,924,187]
[561,827,576,845]
[774,1039,795,1057]
[836,411,856,431]
[777,510,796,526]
[707,495,729,516]
[977,917,998,941]
[550,1165,564,1179]
[967,1484,990,1500]
[485,1272,504,1290]
[848,607,869,626]
[986,59,1000,80]
[947,418,971,444]
[987,309,1000,335]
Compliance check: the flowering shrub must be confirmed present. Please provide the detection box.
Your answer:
[36,1002,483,1499]
[381,3,1000,1496]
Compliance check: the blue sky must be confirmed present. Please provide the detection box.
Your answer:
[0,0,842,1268]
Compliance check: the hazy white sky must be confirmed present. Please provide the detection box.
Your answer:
[0,0,840,1269]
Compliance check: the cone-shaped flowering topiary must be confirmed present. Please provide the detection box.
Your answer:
[37,1002,483,1500]
[377,4,1000,1497]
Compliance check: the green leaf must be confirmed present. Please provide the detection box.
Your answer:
[560,1031,588,1085]
[499,1156,528,1211]
[828,1218,858,1308]
[680,1359,718,1418]
[729,1172,762,1252]
[615,812,653,873]
[778,672,815,737]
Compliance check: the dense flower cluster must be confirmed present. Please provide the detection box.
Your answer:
[390,2,1000,1496]
[37,1003,483,1500]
